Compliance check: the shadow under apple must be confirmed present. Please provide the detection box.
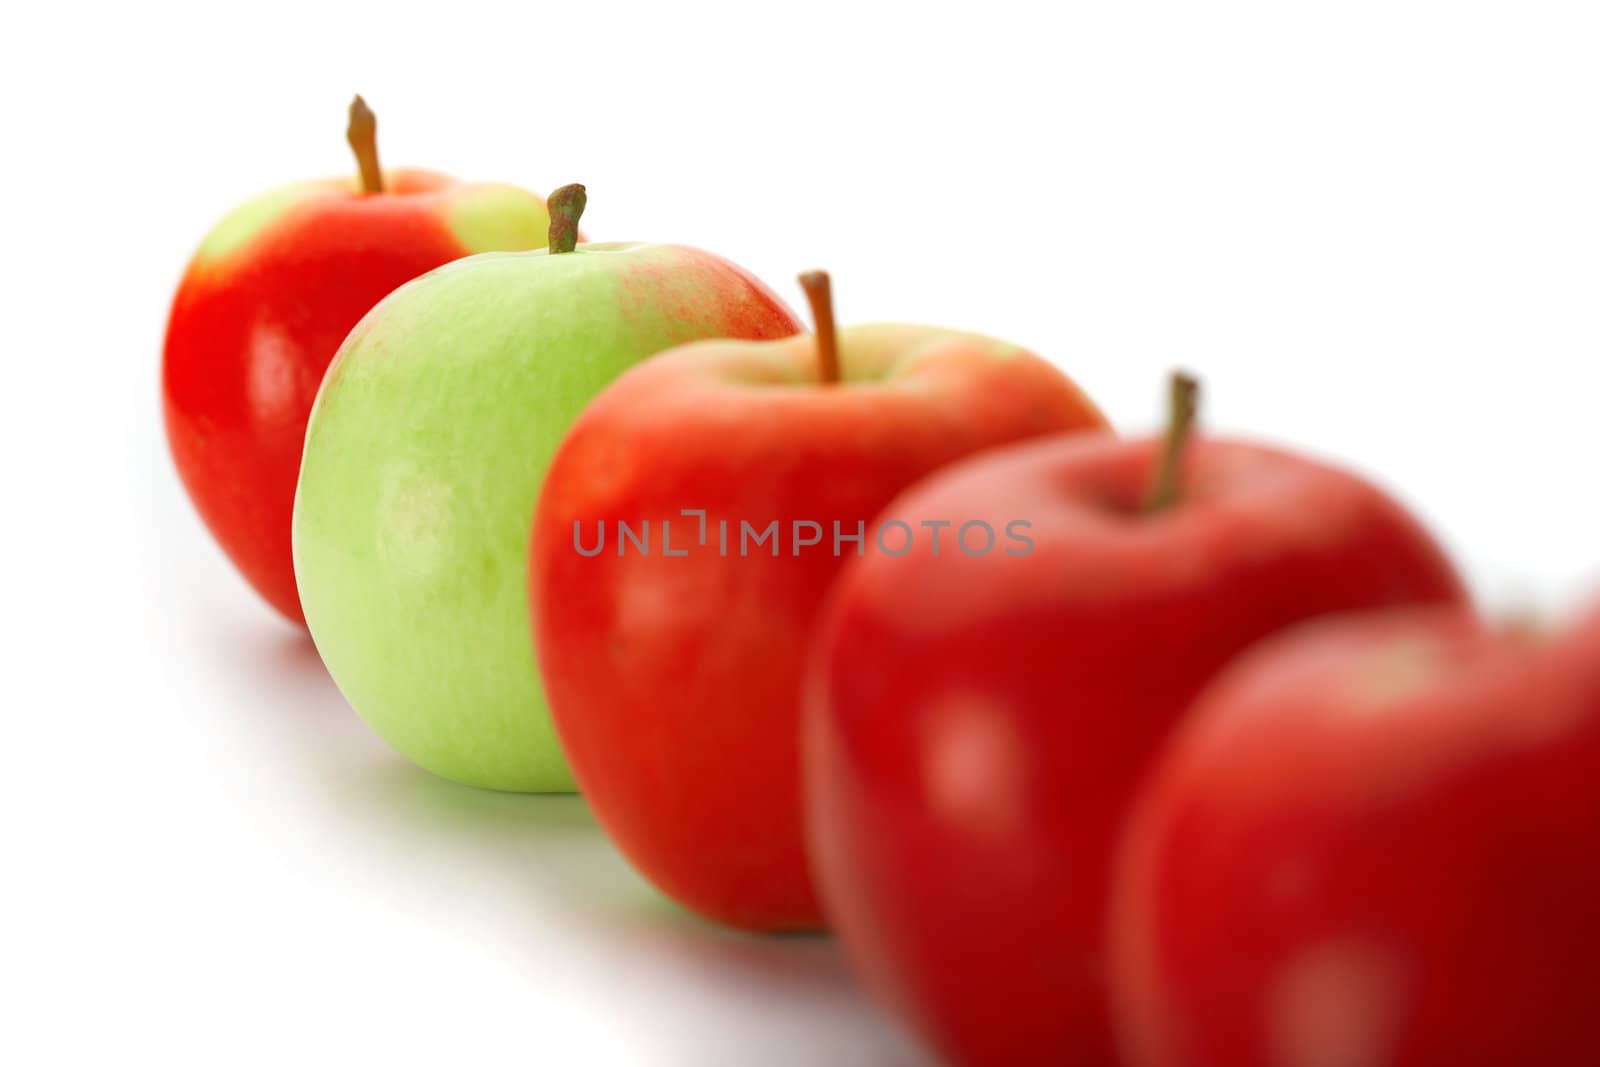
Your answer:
[196,608,932,1066]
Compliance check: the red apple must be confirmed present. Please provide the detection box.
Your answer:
[528,271,1109,931]
[802,375,1468,1065]
[1110,601,1600,1067]
[163,97,552,623]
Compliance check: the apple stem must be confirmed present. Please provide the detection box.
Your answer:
[346,95,384,195]
[1501,609,1548,646]
[547,184,587,254]
[1144,371,1201,512]
[798,271,841,385]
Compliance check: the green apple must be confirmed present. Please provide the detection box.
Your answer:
[292,185,804,791]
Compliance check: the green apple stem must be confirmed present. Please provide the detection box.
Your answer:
[346,95,384,195]
[547,184,587,254]
[1144,371,1201,512]
[798,271,841,385]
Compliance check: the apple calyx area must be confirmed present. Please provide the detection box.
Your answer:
[797,270,842,385]
[1143,371,1201,513]
[346,95,384,195]
[547,184,587,254]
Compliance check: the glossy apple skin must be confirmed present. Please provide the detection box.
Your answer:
[295,243,802,792]
[803,436,1467,1065]
[529,326,1108,930]
[163,169,551,623]
[1111,603,1600,1067]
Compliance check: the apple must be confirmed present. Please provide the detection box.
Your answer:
[802,375,1468,1065]
[528,271,1109,930]
[1110,601,1600,1067]
[293,186,802,792]
[163,96,555,624]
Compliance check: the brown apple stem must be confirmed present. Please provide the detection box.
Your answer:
[346,95,384,194]
[798,271,841,385]
[547,184,587,254]
[1501,609,1549,646]
[1144,371,1201,512]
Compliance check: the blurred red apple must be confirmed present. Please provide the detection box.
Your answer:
[1111,600,1600,1067]
[803,375,1467,1065]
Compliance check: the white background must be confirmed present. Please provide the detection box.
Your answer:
[6,2,1599,1064]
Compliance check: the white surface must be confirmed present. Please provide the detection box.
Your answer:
[7,2,1600,1064]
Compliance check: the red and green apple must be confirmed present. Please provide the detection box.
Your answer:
[164,97,553,623]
